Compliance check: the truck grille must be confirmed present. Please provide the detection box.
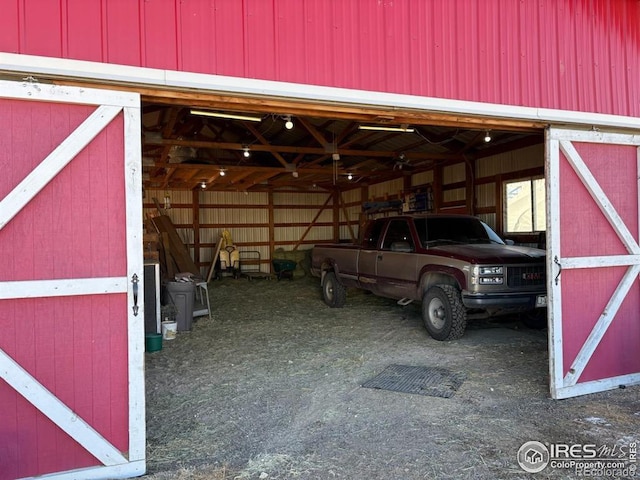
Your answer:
[507,266,546,288]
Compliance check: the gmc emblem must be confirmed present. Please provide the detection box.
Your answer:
[522,272,543,280]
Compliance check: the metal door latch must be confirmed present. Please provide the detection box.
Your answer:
[132,274,139,316]
[554,256,562,285]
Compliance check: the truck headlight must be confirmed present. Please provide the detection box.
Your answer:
[479,266,503,275]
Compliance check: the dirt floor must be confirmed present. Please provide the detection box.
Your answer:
[143,275,640,480]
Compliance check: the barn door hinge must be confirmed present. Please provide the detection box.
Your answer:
[554,256,562,285]
[132,274,139,316]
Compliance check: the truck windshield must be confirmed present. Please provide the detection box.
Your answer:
[415,217,505,247]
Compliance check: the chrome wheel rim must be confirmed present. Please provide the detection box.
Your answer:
[428,297,446,330]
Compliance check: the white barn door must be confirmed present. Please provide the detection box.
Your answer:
[0,80,144,479]
[547,127,640,399]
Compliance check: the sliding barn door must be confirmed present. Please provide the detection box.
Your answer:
[0,80,144,479]
[547,127,640,399]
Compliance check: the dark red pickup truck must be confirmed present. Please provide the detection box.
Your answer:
[311,214,547,340]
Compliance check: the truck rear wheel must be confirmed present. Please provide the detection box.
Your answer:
[322,271,346,308]
[422,285,467,341]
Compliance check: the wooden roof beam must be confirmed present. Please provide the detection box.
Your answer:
[145,137,461,161]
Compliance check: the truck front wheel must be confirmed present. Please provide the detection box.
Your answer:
[422,285,467,341]
[322,271,346,308]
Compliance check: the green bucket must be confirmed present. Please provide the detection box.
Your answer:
[145,333,163,352]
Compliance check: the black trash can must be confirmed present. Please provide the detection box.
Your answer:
[165,281,195,331]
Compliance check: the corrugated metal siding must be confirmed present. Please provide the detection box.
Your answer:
[273,192,330,206]
[273,192,334,250]
[203,208,268,225]
[1,1,637,116]
[203,191,269,205]
[443,163,466,184]
[476,144,544,177]
[275,226,333,243]
[274,208,332,224]
[145,189,340,272]
[475,183,496,209]
[340,188,362,203]
[412,171,434,186]
[443,188,466,203]
[368,178,404,199]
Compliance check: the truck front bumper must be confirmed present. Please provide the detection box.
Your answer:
[462,291,547,310]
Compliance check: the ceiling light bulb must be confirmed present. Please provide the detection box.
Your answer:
[201,181,206,189]
[284,116,294,130]
[347,173,353,180]
[292,171,299,178]
[219,169,226,176]
[484,130,492,143]
[243,146,251,158]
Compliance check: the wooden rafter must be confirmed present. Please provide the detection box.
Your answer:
[145,137,460,161]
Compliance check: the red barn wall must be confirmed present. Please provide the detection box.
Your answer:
[0,0,638,114]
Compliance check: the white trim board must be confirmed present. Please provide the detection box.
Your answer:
[1,53,640,131]
[0,277,128,300]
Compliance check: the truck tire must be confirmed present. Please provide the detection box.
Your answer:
[322,271,346,308]
[422,285,467,341]
[521,308,547,329]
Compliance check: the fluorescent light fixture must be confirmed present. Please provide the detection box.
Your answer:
[189,109,263,122]
[358,124,415,133]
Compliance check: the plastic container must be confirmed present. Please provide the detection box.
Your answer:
[145,333,163,352]
[162,320,177,340]
[165,281,195,331]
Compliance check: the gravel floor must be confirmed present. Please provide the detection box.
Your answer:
[142,275,640,480]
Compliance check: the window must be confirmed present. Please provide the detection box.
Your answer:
[381,220,414,251]
[362,220,385,249]
[504,178,546,233]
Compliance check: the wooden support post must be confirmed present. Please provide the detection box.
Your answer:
[332,190,340,242]
[403,172,412,195]
[339,192,357,242]
[466,158,475,215]
[495,174,504,234]
[433,164,442,213]
[359,185,368,230]
[268,190,275,272]
[193,189,200,273]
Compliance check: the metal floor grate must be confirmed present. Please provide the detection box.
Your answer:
[361,364,465,398]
